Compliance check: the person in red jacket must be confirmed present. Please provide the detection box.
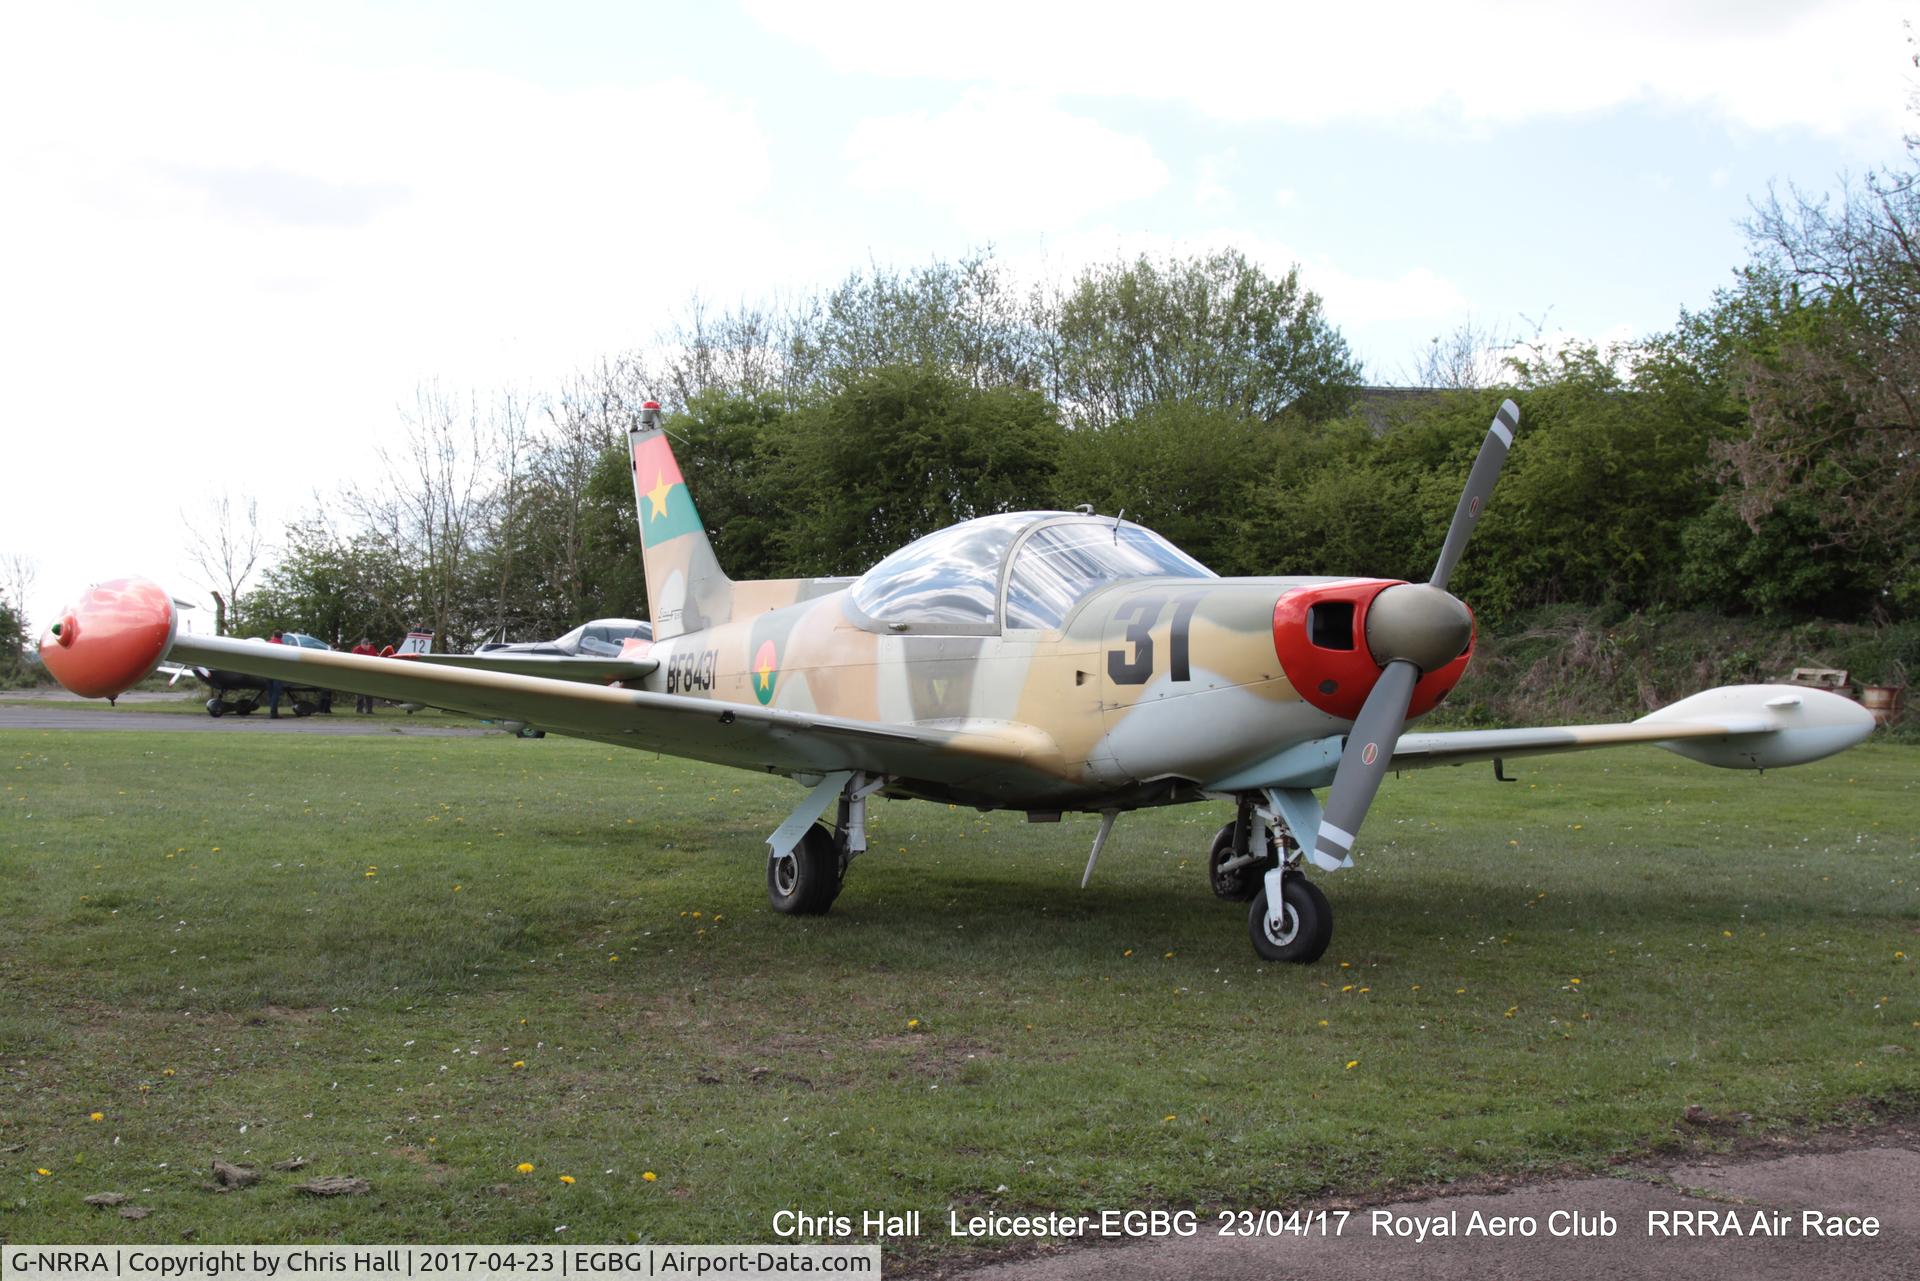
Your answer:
[349,636,378,713]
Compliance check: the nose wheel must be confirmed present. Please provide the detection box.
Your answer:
[1248,875,1332,964]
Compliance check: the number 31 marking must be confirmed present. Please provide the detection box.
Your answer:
[1107,594,1202,685]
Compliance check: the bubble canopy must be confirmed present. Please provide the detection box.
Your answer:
[844,512,1215,634]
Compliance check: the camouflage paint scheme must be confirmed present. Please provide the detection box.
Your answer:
[41,411,1874,816]
[36,401,1877,961]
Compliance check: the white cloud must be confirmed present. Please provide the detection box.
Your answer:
[746,0,1911,141]
[0,9,785,627]
[846,89,1168,229]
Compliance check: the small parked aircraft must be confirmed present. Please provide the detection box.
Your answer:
[174,631,338,717]
[37,402,1874,962]
[409,618,654,684]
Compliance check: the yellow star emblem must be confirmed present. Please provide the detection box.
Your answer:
[646,470,674,518]
[755,658,774,692]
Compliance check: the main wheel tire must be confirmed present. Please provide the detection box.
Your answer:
[767,824,841,916]
[206,699,223,718]
[1207,821,1268,902]
[1247,877,1333,964]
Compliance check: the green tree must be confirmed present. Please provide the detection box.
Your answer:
[1056,404,1282,575]
[242,520,417,648]
[1049,248,1360,427]
[791,253,1049,394]
[1716,154,1920,612]
[774,366,1065,575]
[0,600,30,686]
[1256,414,1438,582]
[668,389,803,580]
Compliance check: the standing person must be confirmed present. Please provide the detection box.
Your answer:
[266,629,287,718]
[350,636,378,713]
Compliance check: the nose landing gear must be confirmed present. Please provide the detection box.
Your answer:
[1248,874,1332,964]
[1206,791,1335,964]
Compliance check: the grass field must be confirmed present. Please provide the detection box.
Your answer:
[1,728,1915,1265]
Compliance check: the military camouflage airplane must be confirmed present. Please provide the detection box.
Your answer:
[38,401,1875,963]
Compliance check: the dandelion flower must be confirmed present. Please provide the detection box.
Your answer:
[559,1175,575,1185]
[36,1168,51,1177]
[608,954,619,962]
[89,1111,103,1121]
[642,1171,658,1183]
[1344,1060,1358,1070]
[1317,1019,1328,1027]
[163,1068,175,1077]
[1569,978,1581,985]
[516,1162,535,1174]
[512,1060,526,1069]
[907,1018,920,1030]
[1340,985,1354,993]
[1162,1114,1175,1123]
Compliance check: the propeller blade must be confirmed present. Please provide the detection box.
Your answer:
[1429,399,1518,592]
[1311,659,1418,868]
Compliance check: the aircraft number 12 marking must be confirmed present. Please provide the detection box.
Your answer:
[1107,594,1203,686]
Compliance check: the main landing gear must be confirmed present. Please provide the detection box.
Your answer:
[1209,794,1334,964]
[764,772,884,917]
[767,823,843,914]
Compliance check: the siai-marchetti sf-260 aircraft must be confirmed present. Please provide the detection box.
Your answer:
[39,400,1876,964]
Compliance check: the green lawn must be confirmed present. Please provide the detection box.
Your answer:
[1,729,1914,1264]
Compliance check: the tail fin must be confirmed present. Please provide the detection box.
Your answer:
[628,402,733,639]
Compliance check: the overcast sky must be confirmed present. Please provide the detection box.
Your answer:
[3,1,1912,631]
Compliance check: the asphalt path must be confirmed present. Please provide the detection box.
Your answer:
[944,1130,1920,1281]
[0,703,492,736]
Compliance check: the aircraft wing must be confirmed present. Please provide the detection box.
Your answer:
[165,633,1043,785]
[1390,686,1873,773]
[400,652,660,684]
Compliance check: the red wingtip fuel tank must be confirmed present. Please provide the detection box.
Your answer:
[38,577,178,699]
[1273,580,1472,721]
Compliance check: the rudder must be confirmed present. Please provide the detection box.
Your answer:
[628,402,734,640]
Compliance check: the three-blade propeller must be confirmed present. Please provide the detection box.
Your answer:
[1310,399,1518,870]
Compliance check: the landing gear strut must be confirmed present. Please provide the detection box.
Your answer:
[1207,797,1287,901]
[764,772,884,916]
[1207,789,1336,963]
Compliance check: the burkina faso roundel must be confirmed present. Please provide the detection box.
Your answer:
[752,639,778,705]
